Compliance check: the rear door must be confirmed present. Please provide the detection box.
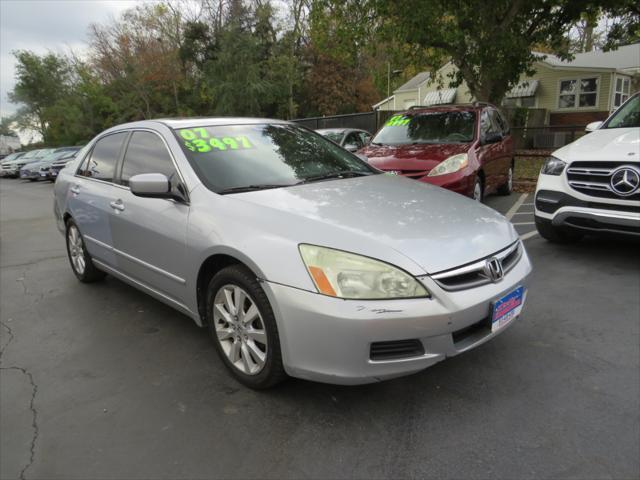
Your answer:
[68,132,129,267]
[109,130,190,304]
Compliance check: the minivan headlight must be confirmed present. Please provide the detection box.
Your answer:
[428,153,468,176]
[299,244,429,299]
[541,156,566,175]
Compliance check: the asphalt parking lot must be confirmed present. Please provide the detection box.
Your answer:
[1,178,638,480]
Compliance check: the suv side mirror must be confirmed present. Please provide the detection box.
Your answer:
[482,132,503,145]
[130,173,173,199]
[344,143,359,152]
[585,121,603,133]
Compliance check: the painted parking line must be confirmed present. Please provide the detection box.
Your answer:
[505,193,528,220]
[504,193,538,241]
[512,222,535,226]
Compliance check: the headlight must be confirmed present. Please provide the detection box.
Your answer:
[299,244,429,299]
[428,153,468,176]
[541,156,566,175]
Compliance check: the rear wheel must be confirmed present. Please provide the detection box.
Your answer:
[497,165,513,196]
[65,219,106,282]
[535,216,583,243]
[206,265,287,389]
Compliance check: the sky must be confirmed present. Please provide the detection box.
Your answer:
[0,0,135,140]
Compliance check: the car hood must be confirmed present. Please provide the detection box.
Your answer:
[360,143,470,171]
[554,127,640,163]
[229,174,517,274]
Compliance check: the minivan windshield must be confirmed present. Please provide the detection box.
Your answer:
[174,124,377,193]
[372,111,476,145]
[604,95,640,129]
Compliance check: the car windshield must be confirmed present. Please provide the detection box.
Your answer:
[604,95,640,129]
[318,131,344,143]
[174,123,377,193]
[372,111,476,145]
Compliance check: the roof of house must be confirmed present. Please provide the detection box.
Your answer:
[395,72,430,92]
[536,43,640,72]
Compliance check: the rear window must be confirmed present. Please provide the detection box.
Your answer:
[78,132,127,181]
[372,111,476,145]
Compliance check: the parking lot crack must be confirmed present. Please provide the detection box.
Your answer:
[0,320,15,359]
[0,365,39,480]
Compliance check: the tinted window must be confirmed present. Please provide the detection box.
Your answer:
[174,124,376,193]
[79,133,127,181]
[359,132,372,145]
[121,131,177,186]
[345,132,362,147]
[372,111,476,145]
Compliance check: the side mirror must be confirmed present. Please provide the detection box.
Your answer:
[129,173,172,199]
[585,121,603,133]
[482,132,503,145]
[344,143,359,152]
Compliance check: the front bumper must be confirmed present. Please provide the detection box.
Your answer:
[263,248,532,385]
[535,173,640,236]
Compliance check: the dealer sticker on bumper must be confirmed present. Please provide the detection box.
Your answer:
[491,286,525,332]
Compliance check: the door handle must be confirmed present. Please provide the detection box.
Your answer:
[110,199,125,212]
[70,185,80,195]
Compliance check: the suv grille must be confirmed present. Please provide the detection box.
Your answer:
[431,241,522,292]
[566,162,640,200]
[370,339,425,361]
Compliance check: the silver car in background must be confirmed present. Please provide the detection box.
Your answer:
[54,118,532,388]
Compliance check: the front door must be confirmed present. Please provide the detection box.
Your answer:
[108,130,190,304]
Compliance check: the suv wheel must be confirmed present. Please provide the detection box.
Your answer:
[497,165,513,196]
[65,219,106,282]
[535,216,583,243]
[206,265,287,389]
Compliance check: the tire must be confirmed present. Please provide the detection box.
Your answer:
[65,219,106,282]
[206,265,287,389]
[497,165,513,196]
[472,176,484,202]
[535,216,583,243]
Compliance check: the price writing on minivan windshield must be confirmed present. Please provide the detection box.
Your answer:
[385,115,411,127]
[179,128,254,153]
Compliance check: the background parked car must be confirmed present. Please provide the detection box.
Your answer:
[3,149,52,178]
[360,104,514,201]
[316,128,372,152]
[19,147,82,181]
[0,151,25,177]
[46,149,82,181]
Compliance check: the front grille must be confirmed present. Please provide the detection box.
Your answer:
[370,339,425,361]
[566,162,640,200]
[432,241,522,292]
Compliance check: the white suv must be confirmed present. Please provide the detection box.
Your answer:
[534,93,640,242]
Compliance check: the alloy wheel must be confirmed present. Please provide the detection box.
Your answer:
[213,285,268,375]
[67,225,86,275]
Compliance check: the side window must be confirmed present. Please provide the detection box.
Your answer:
[120,131,177,187]
[480,111,493,138]
[79,132,127,181]
[345,132,362,148]
[359,132,372,145]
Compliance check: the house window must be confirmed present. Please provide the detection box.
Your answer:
[558,77,598,109]
[613,76,631,108]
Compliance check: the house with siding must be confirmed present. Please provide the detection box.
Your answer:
[373,43,639,126]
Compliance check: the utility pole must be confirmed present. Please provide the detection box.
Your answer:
[387,62,402,100]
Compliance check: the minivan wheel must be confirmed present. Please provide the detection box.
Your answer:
[206,265,286,389]
[473,177,483,202]
[535,216,583,243]
[497,166,513,195]
[65,219,106,282]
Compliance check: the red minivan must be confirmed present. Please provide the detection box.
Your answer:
[360,104,513,201]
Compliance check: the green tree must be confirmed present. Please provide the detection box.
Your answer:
[374,0,621,103]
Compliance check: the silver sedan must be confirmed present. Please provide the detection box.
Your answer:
[53,118,532,388]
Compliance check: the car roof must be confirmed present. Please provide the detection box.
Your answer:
[317,128,368,134]
[121,117,290,130]
[397,103,498,115]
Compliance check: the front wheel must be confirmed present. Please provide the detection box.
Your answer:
[206,265,287,389]
[65,219,106,282]
[535,216,583,243]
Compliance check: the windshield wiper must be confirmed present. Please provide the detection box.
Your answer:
[218,184,292,195]
[297,170,374,185]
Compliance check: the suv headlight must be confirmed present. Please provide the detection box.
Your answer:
[541,156,566,175]
[299,244,429,299]
[428,153,468,177]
